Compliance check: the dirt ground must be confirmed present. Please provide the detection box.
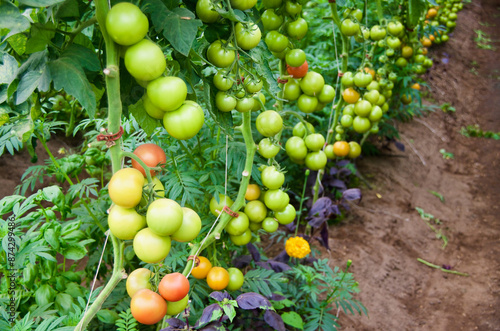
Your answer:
[1,1,499,330]
[334,1,500,330]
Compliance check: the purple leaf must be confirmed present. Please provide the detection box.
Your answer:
[256,261,272,270]
[264,310,286,331]
[273,250,290,263]
[268,260,291,272]
[394,141,405,151]
[159,318,185,330]
[270,293,286,301]
[332,179,347,189]
[232,255,252,268]
[285,222,295,232]
[341,201,350,211]
[198,321,225,331]
[308,217,326,228]
[198,304,223,325]
[330,167,338,175]
[338,167,352,177]
[320,224,330,250]
[246,242,261,262]
[342,188,362,202]
[236,292,272,310]
[330,204,340,215]
[210,291,232,302]
[336,160,350,167]
[309,197,333,217]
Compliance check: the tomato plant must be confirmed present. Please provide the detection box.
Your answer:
[106,2,149,46]
[158,272,190,302]
[108,168,144,208]
[191,256,213,279]
[206,267,230,290]
[130,289,167,325]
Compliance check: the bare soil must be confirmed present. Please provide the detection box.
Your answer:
[1,1,499,330]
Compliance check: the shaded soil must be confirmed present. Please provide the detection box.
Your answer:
[1,1,499,330]
[333,1,500,330]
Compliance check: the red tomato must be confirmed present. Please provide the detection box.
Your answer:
[131,143,166,177]
[130,289,167,325]
[158,272,190,302]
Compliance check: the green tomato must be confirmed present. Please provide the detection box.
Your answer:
[244,200,267,223]
[261,9,283,31]
[274,204,296,225]
[286,136,307,159]
[300,71,325,96]
[341,114,353,127]
[235,22,262,50]
[108,205,146,240]
[214,71,234,91]
[368,105,383,122]
[304,133,325,152]
[256,110,283,137]
[305,151,327,171]
[171,207,202,242]
[163,101,204,140]
[261,166,285,189]
[297,94,318,113]
[231,0,258,10]
[341,71,354,87]
[166,295,189,315]
[293,121,315,137]
[287,17,308,39]
[210,194,233,216]
[364,90,380,105]
[370,25,386,40]
[230,228,252,246]
[341,19,359,36]
[216,91,237,112]
[258,138,280,159]
[196,0,220,23]
[262,217,279,232]
[106,2,149,46]
[352,116,371,133]
[265,31,289,53]
[318,84,335,103]
[226,268,245,291]
[264,189,290,211]
[125,39,166,82]
[147,76,187,111]
[283,79,302,101]
[146,198,183,236]
[207,40,236,68]
[133,228,171,263]
[226,212,250,235]
[286,49,306,67]
[354,100,372,117]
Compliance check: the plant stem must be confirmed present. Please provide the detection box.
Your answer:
[77,0,125,326]
[183,111,256,276]
[121,151,154,184]
[295,169,310,237]
[75,234,126,330]
[417,258,469,277]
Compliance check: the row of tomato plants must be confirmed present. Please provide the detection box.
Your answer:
[0,0,464,330]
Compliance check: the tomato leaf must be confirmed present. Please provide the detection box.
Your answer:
[264,310,286,331]
[55,0,80,19]
[0,2,30,41]
[127,98,161,137]
[250,46,280,99]
[143,0,202,57]
[407,0,427,29]
[48,58,96,117]
[0,52,19,85]
[25,22,56,54]
[236,292,272,310]
[18,0,66,6]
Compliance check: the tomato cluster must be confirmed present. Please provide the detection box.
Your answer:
[190,256,245,292]
[107,3,204,140]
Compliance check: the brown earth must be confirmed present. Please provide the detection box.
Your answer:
[334,1,500,330]
[1,1,499,331]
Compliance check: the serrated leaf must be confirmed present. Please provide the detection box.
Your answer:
[128,98,161,136]
[16,66,48,104]
[0,2,31,41]
[61,44,100,72]
[143,0,202,56]
[25,22,56,54]
[48,57,96,117]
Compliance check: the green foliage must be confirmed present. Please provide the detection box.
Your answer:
[460,124,500,140]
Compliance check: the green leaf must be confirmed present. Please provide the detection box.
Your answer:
[55,293,73,315]
[16,65,48,104]
[222,303,236,322]
[144,0,202,56]
[0,52,19,85]
[201,79,233,136]
[35,284,56,308]
[55,0,79,18]
[407,0,427,29]
[12,118,35,142]
[97,309,120,324]
[48,58,96,117]
[18,0,66,7]
[282,311,304,330]
[25,22,56,54]
[41,185,64,202]
[0,1,30,41]
[8,33,28,55]
[60,44,100,72]
[250,46,280,99]
[44,228,60,250]
[128,98,161,136]
[61,243,86,260]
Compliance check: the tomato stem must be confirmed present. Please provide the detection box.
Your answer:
[121,151,154,184]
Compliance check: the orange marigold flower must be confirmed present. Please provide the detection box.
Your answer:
[285,236,311,259]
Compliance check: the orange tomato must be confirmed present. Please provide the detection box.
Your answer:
[342,87,360,104]
[206,266,229,290]
[333,141,350,157]
[245,184,261,201]
[191,256,212,279]
[130,289,167,325]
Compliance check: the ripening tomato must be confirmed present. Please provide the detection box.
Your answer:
[207,267,230,290]
[348,141,361,159]
[131,289,167,325]
[126,268,153,298]
[245,184,261,201]
[333,141,350,157]
[125,39,166,82]
[106,3,149,46]
[109,168,144,208]
[171,207,201,242]
[131,143,166,177]
[158,272,190,302]
[287,61,308,78]
[191,256,212,279]
[108,205,146,240]
[133,228,172,263]
[342,87,360,104]
[210,194,233,216]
